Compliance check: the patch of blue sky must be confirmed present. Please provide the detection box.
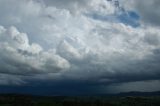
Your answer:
[117,11,140,27]
[85,11,140,27]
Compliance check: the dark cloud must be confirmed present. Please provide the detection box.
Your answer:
[122,0,160,26]
[135,0,160,26]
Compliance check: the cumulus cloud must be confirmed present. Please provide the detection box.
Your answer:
[0,26,70,76]
[0,0,160,94]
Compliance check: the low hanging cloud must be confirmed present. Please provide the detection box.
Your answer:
[0,0,160,92]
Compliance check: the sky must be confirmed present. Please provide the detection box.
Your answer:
[0,0,160,96]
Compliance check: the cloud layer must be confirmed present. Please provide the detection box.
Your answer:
[0,0,160,94]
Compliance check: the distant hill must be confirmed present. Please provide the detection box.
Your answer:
[115,91,160,97]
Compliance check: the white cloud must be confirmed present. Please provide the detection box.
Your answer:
[57,40,82,61]
[43,0,116,15]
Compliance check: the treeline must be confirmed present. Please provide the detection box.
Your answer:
[0,94,160,106]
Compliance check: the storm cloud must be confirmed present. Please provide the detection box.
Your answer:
[0,0,160,94]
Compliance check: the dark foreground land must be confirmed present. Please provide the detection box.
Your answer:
[0,94,160,106]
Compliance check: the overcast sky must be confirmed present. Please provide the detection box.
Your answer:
[0,0,160,95]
